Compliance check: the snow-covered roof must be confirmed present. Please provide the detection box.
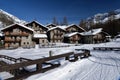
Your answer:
[33,34,47,38]
[46,23,56,27]
[64,32,81,37]
[67,24,86,31]
[1,23,34,32]
[58,24,86,31]
[48,27,66,32]
[57,25,68,30]
[115,34,120,38]
[26,21,48,29]
[0,33,3,36]
[80,28,103,36]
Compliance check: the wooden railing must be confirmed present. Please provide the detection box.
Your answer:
[0,50,91,80]
[5,32,29,36]
[93,47,120,51]
[0,55,32,63]
[5,39,21,42]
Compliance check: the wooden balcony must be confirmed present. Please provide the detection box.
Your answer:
[70,38,79,41]
[5,39,21,42]
[5,32,10,36]
[54,33,63,35]
[19,32,29,36]
[52,37,63,40]
[5,32,29,36]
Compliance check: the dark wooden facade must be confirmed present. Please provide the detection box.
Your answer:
[66,24,85,33]
[26,21,48,34]
[1,24,34,48]
[47,27,66,43]
[64,33,83,44]
[46,24,56,28]
[26,21,48,45]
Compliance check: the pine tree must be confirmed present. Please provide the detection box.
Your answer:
[79,19,88,30]
[52,17,58,25]
[62,17,68,26]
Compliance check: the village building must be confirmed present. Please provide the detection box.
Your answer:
[80,28,109,44]
[58,24,85,33]
[46,23,56,29]
[0,32,4,46]
[33,34,48,46]
[0,20,111,49]
[25,21,48,34]
[47,27,66,43]
[26,21,48,45]
[64,32,83,44]
[1,24,34,48]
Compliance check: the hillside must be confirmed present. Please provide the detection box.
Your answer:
[0,9,25,30]
[86,9,120,24]
[80,9,120,36]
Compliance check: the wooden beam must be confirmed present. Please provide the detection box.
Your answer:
[0,52,73,72]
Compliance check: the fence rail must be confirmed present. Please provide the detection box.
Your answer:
[0,49,91,80]
[93,47,120,51]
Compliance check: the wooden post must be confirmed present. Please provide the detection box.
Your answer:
[74,56,78,60]
[36,63,42,71]
[65,56,69,60]
[49,50,52,57]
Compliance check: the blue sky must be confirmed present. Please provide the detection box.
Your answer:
[0,0,120,25]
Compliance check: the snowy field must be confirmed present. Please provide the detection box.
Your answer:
[0,39,120,80]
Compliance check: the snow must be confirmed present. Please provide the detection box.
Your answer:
[48,27,65,32]
[33,34,47,38]
[26,39,120,80]
[58,24,85,31]
[64,32,80,37]
[0,39,120,80]
[0,72,14,80]
[26,21,48,29]
[0,33,3,36]
[80,28,102,36]
[0,9,26,24]
[1,23,34,32]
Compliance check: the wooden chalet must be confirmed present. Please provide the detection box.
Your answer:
[25,21,48,34]
[1,24,34,48]
[64,32,83,44]
[46,23,56,29]
[47,27,66,43]
[26,21,48,45]
[64,24,85,33]
[80,28,109,44]
[33,34,48,46]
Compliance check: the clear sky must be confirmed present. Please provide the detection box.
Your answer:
[0,0,120,25]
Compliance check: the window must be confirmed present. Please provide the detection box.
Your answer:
[24,42,26,45]
[26,36,28,39]
[42,40,44,43]
[27,42,29,44]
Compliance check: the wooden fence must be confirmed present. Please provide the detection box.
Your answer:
[0,49,91,80]
[93,47,120,51]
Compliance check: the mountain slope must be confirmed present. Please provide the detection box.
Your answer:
[86,9,120,24]
[0,9,25,29]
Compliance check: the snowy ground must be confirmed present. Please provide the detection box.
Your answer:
[0,39,120,80]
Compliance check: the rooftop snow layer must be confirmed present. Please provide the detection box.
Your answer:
[0,33,3,36]
[26,21,48,29]
[33,34,47,38]
[80,28,102,36]
[64,32,80,37]
[48,27,65,32]
[58,24,85,31]
[1,23,34,32]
